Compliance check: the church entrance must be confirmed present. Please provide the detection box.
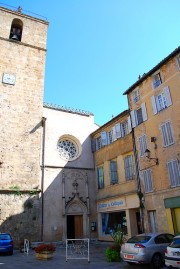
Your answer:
[67,215,83,239]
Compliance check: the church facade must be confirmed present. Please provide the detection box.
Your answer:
[0,6,98,245]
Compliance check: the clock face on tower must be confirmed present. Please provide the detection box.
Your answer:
[2,73,16,85]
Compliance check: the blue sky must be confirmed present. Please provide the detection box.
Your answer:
[2,0,180,125]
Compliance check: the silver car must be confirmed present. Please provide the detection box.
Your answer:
[120,233,174,268]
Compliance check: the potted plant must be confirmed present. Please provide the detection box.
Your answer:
[34,243,56,260]
[105,227,126,262]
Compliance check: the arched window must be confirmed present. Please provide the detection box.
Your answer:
[9,19,23,41]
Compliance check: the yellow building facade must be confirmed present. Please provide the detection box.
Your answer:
[124,47,180,235]
[91,110,142,241]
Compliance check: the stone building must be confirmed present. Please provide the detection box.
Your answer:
[0,6,99,245]
[42,104,98,241]
[91,110,142,240]
[123,47,180,235]
[0,6,48,244]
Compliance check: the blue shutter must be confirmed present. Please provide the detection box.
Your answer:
[101,132,107,146]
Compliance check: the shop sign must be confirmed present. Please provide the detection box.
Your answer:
[98,199,125,211]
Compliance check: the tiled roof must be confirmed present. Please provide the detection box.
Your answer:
[123,46,180,95]
[43,102,94,116]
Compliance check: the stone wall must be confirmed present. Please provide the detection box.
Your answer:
[0,7,48,242]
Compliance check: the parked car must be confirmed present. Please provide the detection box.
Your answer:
[165,235,180,268]
[0,233,13,255]
[120,232,174,268]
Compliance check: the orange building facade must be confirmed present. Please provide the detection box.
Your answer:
[124,47,180,235]
[91,110,142,240]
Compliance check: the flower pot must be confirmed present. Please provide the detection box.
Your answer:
[35,251,54,260]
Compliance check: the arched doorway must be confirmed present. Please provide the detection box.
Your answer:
[65,197,89,239]
[67,215,83,239]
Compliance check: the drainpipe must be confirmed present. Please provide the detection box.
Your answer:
[41,117,46,241]
[127,91,145,233]
[131,127,145,233]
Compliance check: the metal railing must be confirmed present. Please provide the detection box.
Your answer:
[66,239,90,262]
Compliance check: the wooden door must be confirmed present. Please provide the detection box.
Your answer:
[74,215,83,238]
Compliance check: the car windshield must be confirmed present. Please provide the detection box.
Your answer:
[0,234,11,240]
[169,238,180,248]
[127,235,151,244]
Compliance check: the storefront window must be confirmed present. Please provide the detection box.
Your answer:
[101,211,127,235]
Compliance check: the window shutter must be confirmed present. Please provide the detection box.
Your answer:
[124,155,133,180]
[167,160,180,187]
[127,116,132,133]
[97,167,104,189]
[110,161,118,183]
[115,123,122,138]
[141,102,147,121]
[130,110,137,128]
[163,86,172,107]
[143,169,153,192]
[151,96,157,115]
[161,122,174,146]
[91,139,96,152]
[101,132,107,146]
[166,122,174,144]
[112,126,117,141]
[139,135,147,157]
[161,124,168,146]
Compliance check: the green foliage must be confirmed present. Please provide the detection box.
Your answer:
[110,227,126,247]
[9,185,21,195]
[105,227,126,262]
[137,190,145,209]
[105,246,120,262]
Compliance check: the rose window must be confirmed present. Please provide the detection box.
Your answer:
[57,139,79,161]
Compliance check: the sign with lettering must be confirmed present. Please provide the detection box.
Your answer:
[98,199,126,212]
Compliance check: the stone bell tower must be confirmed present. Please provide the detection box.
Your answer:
[0,6,48,244]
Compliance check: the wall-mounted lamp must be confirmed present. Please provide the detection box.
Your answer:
[144,149,159,165]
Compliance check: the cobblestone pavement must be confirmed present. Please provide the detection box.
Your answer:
[0,242,168,269]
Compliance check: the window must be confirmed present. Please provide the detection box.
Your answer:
[124,155,134,180]
[138,134,147,157]
[96,136,102,150]
[142,169,153,193]
[130,103,147,128]
[152,72,162,89]
[115,120,131,138]
[151,86,172,114]
[121,121,128,137]
[57,135,81,161]
[148,211,157,233]
[97,167,104,189]
[132,89,140,103]
[110,160,118,184]
[136,108,143,125]
[9,18,23,41]
[154,234,171,244]
[101,211,127,235]
[167,159,180,187]
[107,130,113,144]
[101,132,108,147]
[160,121,174,147]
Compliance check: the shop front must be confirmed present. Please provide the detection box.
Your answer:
[165,196,180,235]
[97,194,140,241]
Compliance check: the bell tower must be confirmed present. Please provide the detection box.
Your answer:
[0,6,48,244]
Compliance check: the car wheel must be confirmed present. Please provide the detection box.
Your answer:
[151,253,163,269]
